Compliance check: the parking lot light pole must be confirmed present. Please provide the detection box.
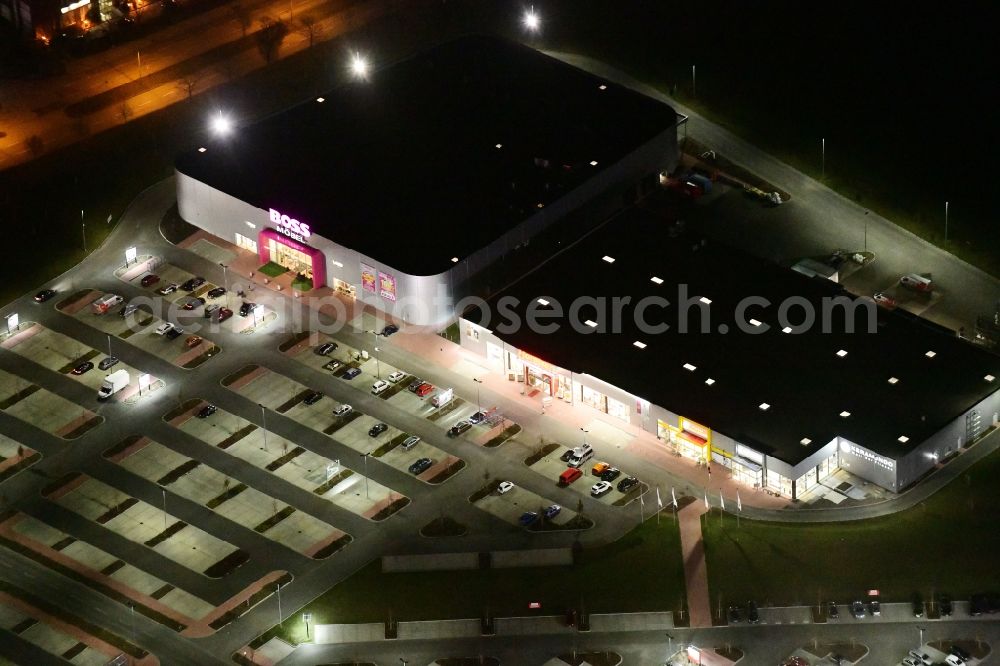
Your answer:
[361,452,371,498]
[260,403,269,452]
[220,263,229,308]
[917,625,925,649]
[367,330,381,378]
[581,428,589,447]
[160,486,167,529]
[107,334,113,357]
[473,378,483,412]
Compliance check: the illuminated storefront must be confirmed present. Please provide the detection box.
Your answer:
[518,351,573,401]
[675,417,711,461]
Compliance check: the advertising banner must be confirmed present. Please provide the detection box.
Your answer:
[378,271,397,302]
[360,263,376,294]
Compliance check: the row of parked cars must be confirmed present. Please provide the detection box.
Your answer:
[556,444,640,494]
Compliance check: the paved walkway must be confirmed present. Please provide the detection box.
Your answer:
[677,501,711,629]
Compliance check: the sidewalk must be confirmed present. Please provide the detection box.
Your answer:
[677,501,711,628]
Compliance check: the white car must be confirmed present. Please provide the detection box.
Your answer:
[371,380,389,395]
[154,323,173,336]
[332,404,353,417]
[497,481,514,495]
[591,481,613,497]
[387,371,405,383]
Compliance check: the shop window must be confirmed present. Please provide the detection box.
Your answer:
[607,397,630,422]
[235,233,258,253]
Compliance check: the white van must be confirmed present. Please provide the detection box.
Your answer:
[92,293,124,314]
[899,273,934,292]
[568,448,595,468]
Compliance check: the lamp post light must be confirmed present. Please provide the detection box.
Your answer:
[821,137,826,180]
[350,52,369,79]
[691,64,696,97]
[259,403,269,452]
[581,427,589,447]
[360,452,371,498]
[368,330,381,379]
[219,262,229,309]
[211,110,231,136]
[473,378,483,412]
[81,210,87,253]
[945,201,949,242]
[522,6,540,33]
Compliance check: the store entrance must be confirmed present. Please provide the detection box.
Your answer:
[268,239,313,279]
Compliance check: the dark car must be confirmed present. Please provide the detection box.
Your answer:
[560,449,575,463]
[726,605,742,624]
[939,595,953,617]
[239,302,257,317]
[197,404,217,418]
[747,600,759,624]
[181,277,205,291]
[970,593,989,616]
[850,600,866,618]
[617,476,639,493]
[204,304,220,318]
[448,420,472,437]
[98,356,119,371]
[407,378,425,392]
[600,467,621,482]
[216,307,233,323]
[468,411,487,425]
[381,324,399,336]
[518,511,539,526]
[408,458,433,474]
[34,289,57,302]
[165,326,183,340]
[827,602,839,619]
[912,593,924,618]
[315,342,338,356]
[71,361,94,375]
[181,297,205,311]
[868,599,881,616]
[141,274,160,287]
[951,646,971,662]
[368,422,388,437]
[543,504,561,520]
[342,367,362,380]
[207,286,226,299]
[303,391,323,405]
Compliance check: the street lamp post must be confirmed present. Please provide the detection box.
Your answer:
[473,378,483,412]
[260,403,269,452]
[581,428,589,447]
[360,452,371,498]
[822,138,826,180]
[161,486,167,529]
[945,201,949,242]
[220,263,229,309]
[691,65,696,97]
[81,210,87,253]
[276,582,282,626]
[368,330,381,379]
[917,625,925,649]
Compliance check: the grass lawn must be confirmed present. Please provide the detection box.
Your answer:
[266,518,685,645]
[703,444,1000,607]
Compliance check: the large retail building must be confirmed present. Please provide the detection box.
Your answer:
[458,207,1000,498]
[175,35,681,325]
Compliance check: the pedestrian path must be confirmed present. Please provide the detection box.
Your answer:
[677,500,711,628]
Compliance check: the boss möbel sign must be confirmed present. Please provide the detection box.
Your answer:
[269,208,312,242]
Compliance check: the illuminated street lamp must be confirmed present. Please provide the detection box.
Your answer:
[350,52,369,79]
[523,6,540,33]
[211,111,232,136]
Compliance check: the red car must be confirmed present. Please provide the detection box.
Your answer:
[141,274,160,287]
[215,307,233,323]
[71,361,94,375]
[873,292,897,310]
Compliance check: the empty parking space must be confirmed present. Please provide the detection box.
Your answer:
[44,473,247,578]
[0,593,121,665]
[167,403,408,521]
[110,438,348,558]
[0,434,39,482]
[471,482,587,531]
[0,369,102,439]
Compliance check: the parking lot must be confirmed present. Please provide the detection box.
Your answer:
[0,368,103,439]
[44,473,247,578]
[471,481,587,531]
[110,438,349,559]
[168,401,408,521]
[528,445,645,508]
[225,364,466,484]
[0,594,122,666]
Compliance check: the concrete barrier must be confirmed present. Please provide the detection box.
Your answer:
[495,615,572,636]
[397,619,481,640]
[588,611,674,632]
[313,622,384,644]
[491,548,573,569]
[381,552,478,572]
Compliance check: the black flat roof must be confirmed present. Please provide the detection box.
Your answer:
[465,207,1000,466]
[176,35,677,275]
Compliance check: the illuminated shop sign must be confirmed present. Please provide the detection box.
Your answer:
[360,263,376,293]
[269,208,311,242]
[840,440,895,470]
[378,271,397,302]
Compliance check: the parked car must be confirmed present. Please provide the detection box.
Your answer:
[323,360,342,371]
[141,274,160,287]
[912,593,924,618]
[33,289,57,302]
[216,307,233,322]
[868,598,881,616]
[497,481,514,494]
[315,342,337,355]
[518,511,539,526]
[409,458,433,475]
[303,391,323,405]
[98,356,119,371]
[157,283,178,295]
[381,324,399,336]
[902,658,921,666]
[368,422,388,437]
[543,504,561,520]
[239,302,258,317]
[342,367,362,380]
[181,297,205,311]
[827,602,839,619]
[165,326,183,340]
[185,335,203,348]
[119,302,141,318]
[560,449,575,463]
[939,595,953,617]
[592,461,610,476]
[407,378,425,392]
[180,277,205,291]
[726,605,742,624]
[401,435,421,450]
[332,404,353,417]
[600,467,621,482]
[71,361,94,375]
[850,600,866,618]
[155,323,174,336]
[945,656,964,666]
[207,286,226,299]
[591,481,612,497]
[873,291,897,309]
[414,382,434,397]
[468,410,487,425]
[204,304,220,318]
[617,476,639,493]
[197,404,217,418]
[371,380,390,395]
[970,593,989,616]
[387,371,405,383]
[747,600,759,624]
[950,645,971,662]
[909,650,933,666]
[559,468,583,485]
[448,420,472,437]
